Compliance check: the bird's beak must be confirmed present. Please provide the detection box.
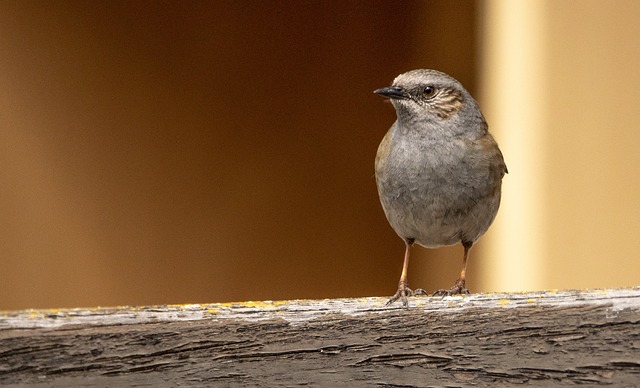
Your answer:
[374,86,409,100]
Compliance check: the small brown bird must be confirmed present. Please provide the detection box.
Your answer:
[374,69,507,307]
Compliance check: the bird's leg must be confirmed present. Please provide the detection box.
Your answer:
[386,239,419,307]
[434,241,473,296]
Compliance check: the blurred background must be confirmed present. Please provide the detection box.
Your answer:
[1,1,638,310]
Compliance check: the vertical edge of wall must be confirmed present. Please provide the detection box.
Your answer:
[476,0,548,292]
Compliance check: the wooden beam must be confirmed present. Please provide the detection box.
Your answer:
[1,288,639,386]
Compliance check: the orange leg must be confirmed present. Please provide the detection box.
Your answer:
[386,239,415,307]
[434,241,473,296]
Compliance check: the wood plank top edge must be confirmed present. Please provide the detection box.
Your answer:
[2,287,638,330]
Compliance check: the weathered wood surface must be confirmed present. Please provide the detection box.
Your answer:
[1,288,639,386]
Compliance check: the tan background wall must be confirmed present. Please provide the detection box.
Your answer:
[480,0,640,291]
[1,1,638,310]
[542,1,640,289]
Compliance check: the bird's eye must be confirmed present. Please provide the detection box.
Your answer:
[423,86,436,97]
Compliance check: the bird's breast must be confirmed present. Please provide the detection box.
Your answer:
[375,126,501,247]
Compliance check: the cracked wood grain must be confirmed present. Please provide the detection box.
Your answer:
[1,288,639,386]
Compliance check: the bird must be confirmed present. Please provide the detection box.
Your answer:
[374,69,507,307]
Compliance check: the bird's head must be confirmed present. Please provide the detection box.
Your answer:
[374,69,484,134]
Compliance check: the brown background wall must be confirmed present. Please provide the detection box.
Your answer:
[0,1,478,309]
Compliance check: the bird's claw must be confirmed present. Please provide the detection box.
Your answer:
[386,282,427,307]
[433,278,470,297]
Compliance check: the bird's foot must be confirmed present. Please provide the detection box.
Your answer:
[386,281,427,307]
[433,278,470,297]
